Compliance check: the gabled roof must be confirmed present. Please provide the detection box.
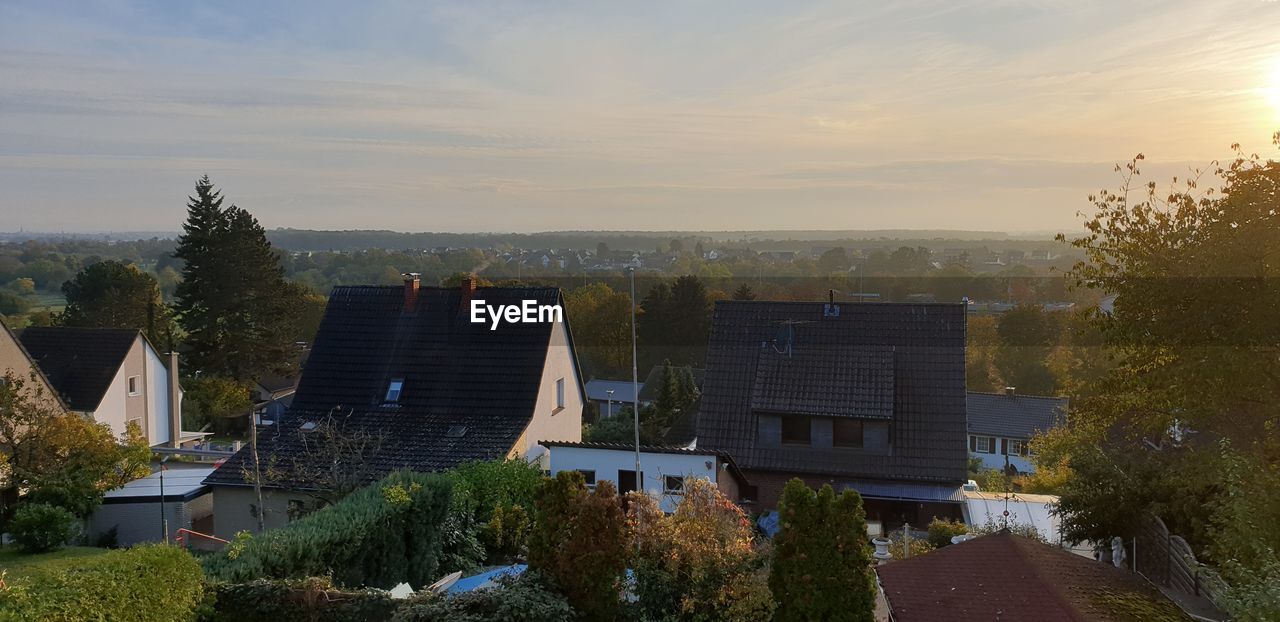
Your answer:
[696,301,967,483]
[205,284,578,488]
[584,379,640,404]
[876,531,1193,622]
[0,319,69,411]
[967,391,1067,439]
[18,327,141,412]
[750,345,894,419]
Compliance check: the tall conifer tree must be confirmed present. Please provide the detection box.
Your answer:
[173,175,302,380]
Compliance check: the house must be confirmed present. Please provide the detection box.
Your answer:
[876,531,1195,622]
[203,275,585,538]
[88,465,215,547]
[540,440,750,513]
[697,300,968,527]
[583,379,642,418]
[252,374,298,422]
[18,327,198,448]
[967,389,1067,473]
[0,318,64,412]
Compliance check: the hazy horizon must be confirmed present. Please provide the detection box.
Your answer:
[3,1,1279,233]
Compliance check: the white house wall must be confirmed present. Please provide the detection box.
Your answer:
[144,343,172,446]
[548,446,719,513]
[514,318,583,459]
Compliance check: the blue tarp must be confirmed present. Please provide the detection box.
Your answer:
[447,564,527,594]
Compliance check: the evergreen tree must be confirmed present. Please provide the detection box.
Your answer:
[173,176,303,380]
[770,479,876,622]
[528,471,628,621]
[731,284,757,300]
[60,260,174,348]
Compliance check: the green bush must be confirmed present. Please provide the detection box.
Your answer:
[527,471,628,621]
[770,479,876,622]
[926,517,969,548]
[0,544,203,621]
[392,573,573,622]
[202,470,453,589]
[441,459,543,572]
[9,503,78,553]
[205,577,400,622]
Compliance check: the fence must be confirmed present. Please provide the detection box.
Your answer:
[1133,512,1231,610]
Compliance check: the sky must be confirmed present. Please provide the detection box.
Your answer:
[2,0,1280,234]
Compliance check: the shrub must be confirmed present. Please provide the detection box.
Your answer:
[528,471,628,621]
[770,479,876,622]
[9,503,78,553]
[0,544,203,621]
[392,573,573,622]
[441,459,543,572]
[205,577,400,622]
[887,528,936,559]
[926,517,969,548]
[202,470,452,589]
[480,503,530,562]
[627,478,775,621]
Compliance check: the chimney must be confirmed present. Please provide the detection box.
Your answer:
[460,274,477,308]
[402,273,421,314]
[168,351,182,448]
[1005,386,1016,397]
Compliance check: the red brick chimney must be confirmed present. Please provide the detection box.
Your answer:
[403,273,421,314]
[460,274,477,308]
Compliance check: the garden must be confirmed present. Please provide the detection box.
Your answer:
[0,460,889,621]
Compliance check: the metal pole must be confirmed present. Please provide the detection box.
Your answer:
[159,457,169,543]
[629,267,641,496]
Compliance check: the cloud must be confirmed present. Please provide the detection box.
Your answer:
[1,0,1278,232]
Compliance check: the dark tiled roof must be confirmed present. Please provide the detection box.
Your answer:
[696,301,967,483]
[876,531,1193,622]
[967,391,1067,439]
[205,285,575,488]
[541,439,717,456]
[751,345,893,419]
[18,327,139,412]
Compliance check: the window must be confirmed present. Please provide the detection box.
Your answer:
[664,475,686,495]
[833,419,864,448]
[1006,439,1029,457]
[555,378,565,410]
[576,470,596,489]
[127,375,140,396]
[971,435,995,454]
[384,378,404,403]
[781,416,810,445]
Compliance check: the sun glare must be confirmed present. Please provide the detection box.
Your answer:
[1267,57,1280,120]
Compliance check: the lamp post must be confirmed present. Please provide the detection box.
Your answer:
[628,267,641,497]
[158,455,171,544]
[606,389,615,418]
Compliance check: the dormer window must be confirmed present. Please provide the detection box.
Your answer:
[385,378,405,403]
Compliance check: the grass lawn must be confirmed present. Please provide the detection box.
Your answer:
[0,546,108,580]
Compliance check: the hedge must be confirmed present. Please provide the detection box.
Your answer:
[205,578,400,622]
[202,471,453,589]
[0,544,203,622]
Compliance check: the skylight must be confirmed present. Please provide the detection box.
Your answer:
[385,378,404,403]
